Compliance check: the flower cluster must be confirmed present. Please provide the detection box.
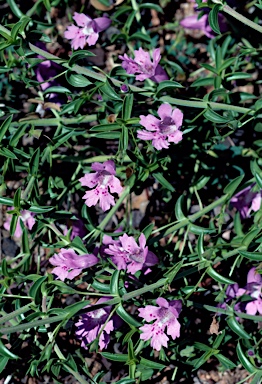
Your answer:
[49,248,99,281]
[64,12,111,49]
[4,208,36,238]
[79,160,123,212]
[104,233,158,274]
[75,297,118,350]
[119,48,168,83]
[138,298,182,351]
[137,103,183,150]
[223,267,262,315]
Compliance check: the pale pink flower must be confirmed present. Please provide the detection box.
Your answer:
[75,297,116,350]
[49,248,99,281]
[138,298,182,351]
[4,208,35,238]
[119,48,168,83]
[64,12,111,50]
[137,103,183,150]
[79,160,123,212]
[104,233,158,274]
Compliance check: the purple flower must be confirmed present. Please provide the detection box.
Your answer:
[104,233,158,274]
[137,103,183,150]
[75,297,115,350]
[245,267,262,315]
[230,185,261,219]
[36,60,60,92]
[138,298,182,351]
[49,248,99,281]
[64,12,111,49]
[119,48,168,83]
[180,1,228,38]
[79,160,123,212]
[4,208,35,238]
[64,217,87,240]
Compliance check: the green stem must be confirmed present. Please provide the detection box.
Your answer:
[150,194,228,244]
[0,303,33,325]
[160,96,255,115]
[222,4,262,34]
[11,114,97,127]
[98,186,130,232]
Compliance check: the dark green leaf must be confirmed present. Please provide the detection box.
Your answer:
[238,250,262,261]
[236,343,256,373]
[100,352,128,362]
[208,4,222,35]
[0,115,12,143]
[223,174,245,195]
[153,173,175,192]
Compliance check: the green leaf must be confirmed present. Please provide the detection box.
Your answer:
[153,173,175,192]
[128,32,152,43]
[21,221,30,254]
[0,356,9,373]
[100,81,122,101]
[122,94,133,121]
[68,50,96,67]
[29,276,47,304]
[204,108,231,124]
[190,77,214,87]
[28,205,54,213]
[116,305,141,327]
[238,250,262,261]
[71,236,88,254]
[65,72,92,87]
[255,174,262,189]
[226,72,252,81]
[208,4,222,35]
[91,280,111,293]
[216,353,236,369]
[200,63,218,75]
[101,352,128,362]
[156,80,184,96]
[0,339,19,360]
[43,86,71,95]
[90,131,121,139]
[223,174,245,195]
[236,343,256,373]
[207,267,235,285]
[29,147,40,176]
[227,316,251,339]
[110,270,120,296]
[0,197,13,206]
[0,147,18,159]
[175,195,186,220]
[9,123,27,147]
[114,379,135,384]
[140,358,165,370]
[241,229,260,247]
[139,3,164,13]
[90,123,121,132]
[0,115,12,143]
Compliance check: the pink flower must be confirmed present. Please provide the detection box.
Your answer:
[245,268,262,316]
[75,297,116,350]
[64,12,111,49]
[230,184,261,219]
[104,233,158,274]
[79,160,123,212]
[138,298,182,351]
[4,208,35,238]
[137,103,183,150]
[119,48,168,83]
[49,248,99,281]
